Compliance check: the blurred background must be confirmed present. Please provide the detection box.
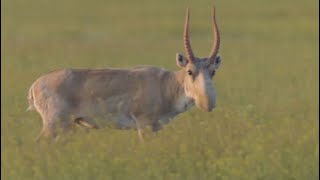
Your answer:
[2,0,319,179]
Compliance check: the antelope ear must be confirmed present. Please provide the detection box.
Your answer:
[176,53,188,68]
[213,55,221,70]
[208,55,221,77]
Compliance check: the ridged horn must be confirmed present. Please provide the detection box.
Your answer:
[184,8,195,62]
[208,6,220,63]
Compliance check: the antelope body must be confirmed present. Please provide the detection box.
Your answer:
[27,7,222,142]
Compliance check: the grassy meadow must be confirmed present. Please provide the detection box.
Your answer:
[1,0,319,179]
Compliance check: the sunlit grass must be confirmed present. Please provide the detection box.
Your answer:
[1,0,318,179]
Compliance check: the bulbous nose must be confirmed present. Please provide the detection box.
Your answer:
[201,102,215,112]
[193,71,217,112]
[197,96,216,112]
[203,106,212,112]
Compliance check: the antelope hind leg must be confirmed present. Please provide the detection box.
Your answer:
[74,117,99,129]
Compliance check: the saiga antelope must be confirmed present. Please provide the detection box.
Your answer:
[27,7,222,142]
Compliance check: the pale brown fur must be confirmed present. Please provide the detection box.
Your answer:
[27,7,222,142]
[28,66,196,141]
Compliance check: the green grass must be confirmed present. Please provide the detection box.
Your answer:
[1,0,319,179]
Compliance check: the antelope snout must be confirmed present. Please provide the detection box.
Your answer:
[200,102,215,112]
[196,96,216,112]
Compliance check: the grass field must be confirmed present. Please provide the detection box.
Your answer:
[1,0,319,179]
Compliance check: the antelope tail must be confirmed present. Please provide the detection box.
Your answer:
[27,84,35,111]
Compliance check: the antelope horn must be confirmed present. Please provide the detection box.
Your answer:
[184,8,195,62]
[208,6,220,63]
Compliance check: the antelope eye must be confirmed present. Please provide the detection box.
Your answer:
[187,70,193,76]
[211,70,216,77]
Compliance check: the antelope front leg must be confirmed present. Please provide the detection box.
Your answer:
[137,128,144,143]
[151,121,162,132]
[130,115,144,143]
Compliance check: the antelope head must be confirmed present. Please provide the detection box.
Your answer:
[176,7,221,112]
